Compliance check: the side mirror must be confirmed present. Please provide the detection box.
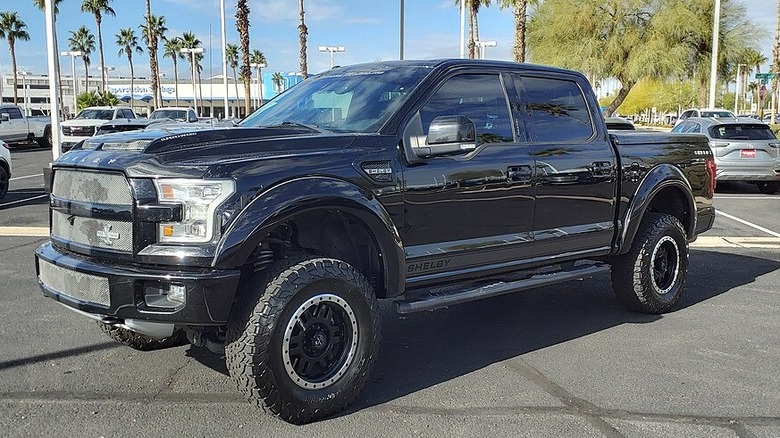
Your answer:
[417,115,476,157]
[0,113,9,122]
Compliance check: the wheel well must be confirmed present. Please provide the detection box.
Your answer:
[245,209,387,298]
[646,186,692,237]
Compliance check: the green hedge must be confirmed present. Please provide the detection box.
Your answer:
[772,124,780,138]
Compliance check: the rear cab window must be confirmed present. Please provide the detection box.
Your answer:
[513,75,594,142]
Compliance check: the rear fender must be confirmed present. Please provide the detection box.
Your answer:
[614,164,696,255]
[213,176,405,295]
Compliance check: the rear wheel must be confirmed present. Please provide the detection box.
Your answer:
[37,127,51,148]
[756,181,780,195]
[225,255,381,424]
[611,213,689,314]
[97,322,188,351]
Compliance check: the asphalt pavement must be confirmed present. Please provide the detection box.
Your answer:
[1,146,779,437]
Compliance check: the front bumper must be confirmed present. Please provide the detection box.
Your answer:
[35,242,241,326]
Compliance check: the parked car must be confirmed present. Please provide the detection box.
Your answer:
[60,106,137,151]
[672,117,780,194]
[605,117,635,130]
[0,105,53,148]
[37,59,715,424]
[675,108,736,126]
[95,118,173,136]
[148,107,199,123]
[0,139,10,199]
[761,113,780,124]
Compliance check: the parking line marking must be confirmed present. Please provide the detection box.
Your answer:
[717,211,780,238]
[0,194,48,208]
[692,236,780,249]
[9,173,44,182]
[0,226,49,236]
[715,196,780,200]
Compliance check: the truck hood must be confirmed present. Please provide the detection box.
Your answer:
[54,126,360,178]
[61,119,111,127]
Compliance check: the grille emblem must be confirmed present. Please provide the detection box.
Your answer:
[96,224,120,246]
[67,215,76,225]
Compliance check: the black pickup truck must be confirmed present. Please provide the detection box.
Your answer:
[35,60,715,424]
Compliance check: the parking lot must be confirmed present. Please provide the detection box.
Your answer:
[1,146,779,437]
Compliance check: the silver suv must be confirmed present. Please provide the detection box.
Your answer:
[672,117,780,194]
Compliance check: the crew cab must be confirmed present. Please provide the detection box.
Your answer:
[35,60,716,424]
[0,104,53,148]
[60,106,137,151]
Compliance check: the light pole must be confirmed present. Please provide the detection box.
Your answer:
[17,70,30,116]
[475,40,497,59]
[459,0,466,58]
[318,46,345,69]
[734,63,745,115]
[61,50,82,117]
[220,0,229,119]
[181,47,204,115]
[708,0,721,108]
[250,61,266,109]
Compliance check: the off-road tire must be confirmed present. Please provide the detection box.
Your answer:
[97,322,188,351]
[0,166,8,199]
[611,213,689,314]
[756,181,780,195]
[37,127,51,148]
[225,255,381,424]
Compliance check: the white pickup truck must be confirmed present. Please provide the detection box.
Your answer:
[0,105,52,148]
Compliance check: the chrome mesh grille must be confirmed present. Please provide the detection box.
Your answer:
[39,260,110,307]
[51,211,133,252]
[52,169,132,205]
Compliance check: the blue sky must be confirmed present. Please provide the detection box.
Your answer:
[0,0,774,82]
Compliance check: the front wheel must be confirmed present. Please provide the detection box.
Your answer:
[611,213,689,314]
[0,166,8,199]
[756,181,780,195]
[225,256,381,424]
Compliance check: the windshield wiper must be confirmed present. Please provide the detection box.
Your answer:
[262,121,329,133]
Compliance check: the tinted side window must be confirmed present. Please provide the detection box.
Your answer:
[516,76,593,142]
[419,74,514,144]
[8,107,23,119]
[124,109,135,119]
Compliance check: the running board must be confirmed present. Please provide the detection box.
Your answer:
[396,262,610,314]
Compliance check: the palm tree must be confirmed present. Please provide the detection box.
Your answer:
[181,32,203,114]
[456,0,491,59]
[298,0,308,79]
[140,14,167,107]
[272,72,284,94]
[81,0,115,93]
[68,26,95,93]
[250,49,267,107]
[116,28,143,112]
[33,0,66,115]
[0,12,30,105]
[498,0,535,62]
[163,36,184,105]
[226,43,240,117]
[745,49,768,75]
[236,0,252,115]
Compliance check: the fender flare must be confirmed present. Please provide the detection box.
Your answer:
[614,164,696,255]
[213,176,405,296]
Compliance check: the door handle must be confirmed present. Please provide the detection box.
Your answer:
[507,165,533,183]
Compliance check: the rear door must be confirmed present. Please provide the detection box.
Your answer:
[512,73,618,257]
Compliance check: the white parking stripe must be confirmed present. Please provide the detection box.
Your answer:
[0,226,48,236]
[9,173,44,182]
[717,210,780,238]
[715,196,780,200]
[0,194,48,208]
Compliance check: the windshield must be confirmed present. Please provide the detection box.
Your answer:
[701,111,735,118]
[709,124,776,140]
[240,66,432,133]
[76,109,114,120]
[150,110,187,121]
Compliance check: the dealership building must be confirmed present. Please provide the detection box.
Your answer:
[0,71,303,119]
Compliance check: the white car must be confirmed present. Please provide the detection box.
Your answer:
[675,108,736,126]
[149,107,199,123]
[0,139,11,200]
[60,106,137,151]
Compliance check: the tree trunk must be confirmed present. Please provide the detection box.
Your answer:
[299,0,308,79]
[606,81,634,116]
[129,57,135,113]
[10,41,18,104]
[146,0,159,109]
[468,5,475,59]
[514,1,528,62]
[96,15,105,93]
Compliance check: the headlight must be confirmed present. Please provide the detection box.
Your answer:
[154,179,235,243]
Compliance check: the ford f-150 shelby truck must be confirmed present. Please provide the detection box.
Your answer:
[35,60,716,424]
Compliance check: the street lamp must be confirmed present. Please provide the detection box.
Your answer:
[475,40,497,59]
[318,46,345,69]
[708,0,721,108]
[181,47,204,115]
[17,70,31,116]
[250,61,266,109]
[61,50,82,117]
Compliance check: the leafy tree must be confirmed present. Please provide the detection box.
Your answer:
[68,26,95,93]
[81,0,115,92]
[226,43,240,117]
[456,0,491,59]
[76,90,118,111]
[116,28,143,112]
[0,11,30,105]
[236,0,252,113]
[250,49,267,106]
[298,0,308,79]
[272,72,284,94]
[140,14,167,107]
[163,36,184,104]
[181,31,203,114]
